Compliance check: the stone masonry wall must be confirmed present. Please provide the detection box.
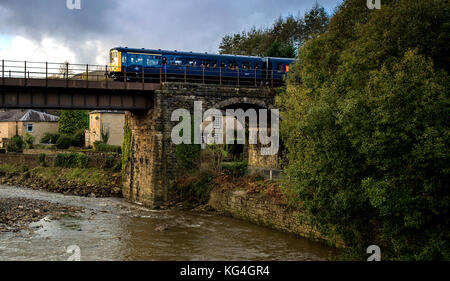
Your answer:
[209,188,344,247]
[0,152,120,169]
[124,83,276,207]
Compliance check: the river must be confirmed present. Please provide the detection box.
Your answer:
[0,185,335,261]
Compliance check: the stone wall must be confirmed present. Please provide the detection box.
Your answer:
[124,83,276,207]
[208,188,344,247]
[0,152,120,169]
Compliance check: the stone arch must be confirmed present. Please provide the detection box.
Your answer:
[212,97,273,110]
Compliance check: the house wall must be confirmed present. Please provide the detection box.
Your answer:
[19,122,58,144]
[86,112,124,147]
[0,121,57,145]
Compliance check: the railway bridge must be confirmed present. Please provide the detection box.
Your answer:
[0,60,277,207]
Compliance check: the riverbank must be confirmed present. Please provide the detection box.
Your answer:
[0,197,84,233]
[205,173,344,248]
[0,164,122,197]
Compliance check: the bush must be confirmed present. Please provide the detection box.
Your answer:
[0,148,6,154]
[93,141,121,153]
[40,133,60,144]
[54,153,77,168]
[75,154,89,168]
[56,135,73,149]
[174,171,213,204]
[70,130,85,148]
[103,155,116,169]
[175,143,201,170]
[221,162,248,178]
[38,153,46,166]
[24,133,35,149]
[54,153,90,168]
[6,135,24,152]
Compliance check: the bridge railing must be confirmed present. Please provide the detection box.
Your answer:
[0,60,112,82]
[0,59,284,88]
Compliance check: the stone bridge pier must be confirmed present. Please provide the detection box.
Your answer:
[122,83,276,208]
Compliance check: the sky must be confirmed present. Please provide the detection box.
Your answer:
[0,0,342,65]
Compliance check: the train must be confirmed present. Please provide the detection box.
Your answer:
[108,47,295,86]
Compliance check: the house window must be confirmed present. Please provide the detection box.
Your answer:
[26,123,33,132]
[213,115,222,129]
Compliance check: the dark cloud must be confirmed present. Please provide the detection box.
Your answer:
[0,0,341,63]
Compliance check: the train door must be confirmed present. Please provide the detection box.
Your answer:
[262,58,269,81]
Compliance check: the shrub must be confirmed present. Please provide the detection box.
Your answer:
[54,153,77,168]
[175,143,201,170]
[75,154,89,169]
[40,133,60,144]
[103,155,116,169]
[38,153,46,166]
[70,130,85,148]
[0,148,6,154]
[24,133,35,149]
[6,135,24,152]
[53,153,89,168]
[221,161,248,178]
[93,141,121,153]
[56,135,73,149]
[173,171,213,204]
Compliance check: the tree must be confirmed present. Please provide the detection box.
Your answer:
[277,0,450,260]
[264,39,296,58]
[218,4,329,57]
[58,110,89,136]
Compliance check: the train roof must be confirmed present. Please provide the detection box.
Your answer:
[111,47,296,62]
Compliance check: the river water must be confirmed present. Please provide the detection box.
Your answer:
[0,185,335,261]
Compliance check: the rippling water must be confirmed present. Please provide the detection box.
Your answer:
[0,185,335,261]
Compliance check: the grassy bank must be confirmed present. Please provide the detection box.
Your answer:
[0,164,122,197]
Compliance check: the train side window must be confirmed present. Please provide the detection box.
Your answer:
[186,58,196,67]
[277,63,283,72]
[128,54,136,65]
[254,62,259,70]
[242,62,251,70]
[286,65,290,72]
[146,55,160,67]
[220,61,225,68]
[136,55,143,65]
[162,57,167,65]
[122,54,127,64]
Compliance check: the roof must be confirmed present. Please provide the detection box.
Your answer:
[112,47,272,62]
[0,110,59,122]
[89,110,125,114]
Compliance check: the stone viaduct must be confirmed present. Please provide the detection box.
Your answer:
[123,83,277,207]
[0,71,277,208]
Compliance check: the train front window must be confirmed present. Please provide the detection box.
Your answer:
[110,51,118,65]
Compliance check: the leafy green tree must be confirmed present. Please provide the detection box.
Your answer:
[264,39,296,58]
[218,4,329,57]
[277,0,450,260]
[58,110,89,136]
